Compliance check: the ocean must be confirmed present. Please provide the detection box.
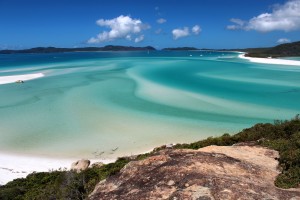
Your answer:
[0,51,299,159]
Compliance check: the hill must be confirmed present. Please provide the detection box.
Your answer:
[244,41,300,58]
[1,41,300,57]
[0,45,156,54]
[162,47,199,51]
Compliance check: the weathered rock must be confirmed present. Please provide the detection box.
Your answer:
[71,159,90,173]
[89,146,300,200]
[15,80,24,83]
[167,180,175,186]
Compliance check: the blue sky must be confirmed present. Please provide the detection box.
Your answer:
[1,0,300,49]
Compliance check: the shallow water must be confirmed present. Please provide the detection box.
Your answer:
[0,51,299,159]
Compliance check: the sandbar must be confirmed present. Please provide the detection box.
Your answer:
[0,73,44,85]
[239,54,300,66]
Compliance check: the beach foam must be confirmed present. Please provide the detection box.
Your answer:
[0,153,115,185]
[0,73,44,85]
[239,54,300,66]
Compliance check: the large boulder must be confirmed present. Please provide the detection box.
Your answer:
[71,159,90,173]
[89,146,300,199]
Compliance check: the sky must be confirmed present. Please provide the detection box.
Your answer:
[1,0,300,49]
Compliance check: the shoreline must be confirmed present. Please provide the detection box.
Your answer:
[238,53,300,66]
[0,152,116,185]
[0,73,44,85]
[0,146,156,185]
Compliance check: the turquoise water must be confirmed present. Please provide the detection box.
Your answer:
[0,51,299,159]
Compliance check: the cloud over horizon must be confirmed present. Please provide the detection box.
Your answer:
[88,15,150,44]
[172,27,190,39]
[192,25,201,34]
[134,35,144,43]
[227,0,300,32]
[172,24,201,40]
[277,38,291,43]
[226,18,246,30]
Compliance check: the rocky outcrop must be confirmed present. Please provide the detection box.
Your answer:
[71,159,90,173]
[89,146,300,200]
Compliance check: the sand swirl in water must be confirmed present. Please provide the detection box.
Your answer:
[0,52,299,160]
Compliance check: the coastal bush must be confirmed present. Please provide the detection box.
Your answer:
[174,133,238,149]
[0,157,130,199]
[1,115,300,199]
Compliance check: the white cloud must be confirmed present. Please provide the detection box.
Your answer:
[125,35,132,41]
[277,38,291,43]
[227,0,300,32]
[226,25,240,30]
[172,27,190,40]
[172,25,202,40]
[192,25,201,34]
[157,18,167,24]
[230,18,246,26]
[88,15,150,43]
[134,35,144,43]
[226,18,246,30]
[155,6,159,11]
[155,28,162,34]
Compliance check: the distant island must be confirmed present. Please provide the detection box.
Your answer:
[161,41,300,58]
[243,41,300,58]
[0,45,156,54]
[162,47,199,51]
[1,41,300,58]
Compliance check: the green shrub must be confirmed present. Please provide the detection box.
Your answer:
[0,158,131,199]
[275,166,300,188]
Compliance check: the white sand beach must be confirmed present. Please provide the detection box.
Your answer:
[0,153,115,185]
[0,73,44,85]
[239,54,300,66]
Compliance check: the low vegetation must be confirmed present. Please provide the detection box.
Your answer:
[0,115,299,199]
[0,158,131,200]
